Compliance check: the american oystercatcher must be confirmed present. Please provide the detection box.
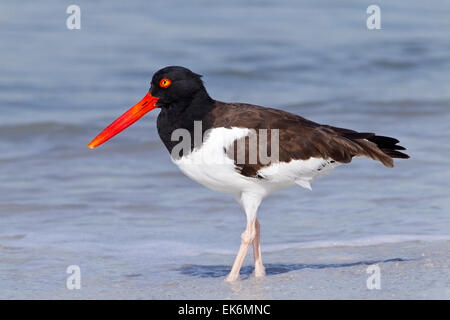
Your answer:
[88,66,409,281]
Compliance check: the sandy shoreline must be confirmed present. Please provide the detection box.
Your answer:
[1,239,448,299]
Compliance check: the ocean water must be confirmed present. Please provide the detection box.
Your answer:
[0,0,449,299]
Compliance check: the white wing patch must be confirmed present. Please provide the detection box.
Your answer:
[258,157,341,190]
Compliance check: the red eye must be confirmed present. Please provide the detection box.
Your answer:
[159,78,172,88]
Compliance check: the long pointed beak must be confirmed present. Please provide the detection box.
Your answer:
[88,92,159,149]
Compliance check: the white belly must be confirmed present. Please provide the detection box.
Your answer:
[172,127,341,196]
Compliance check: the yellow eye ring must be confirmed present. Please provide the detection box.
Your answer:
[159,78,172,88]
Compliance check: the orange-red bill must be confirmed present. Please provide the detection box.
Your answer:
[88,92,159,149]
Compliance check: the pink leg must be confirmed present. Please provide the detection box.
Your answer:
[225,219,256,282]
[253,219,265,277]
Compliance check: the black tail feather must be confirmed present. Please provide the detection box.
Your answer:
[367,135,410,159]
[328,125,410,162]
[380,148,410,159]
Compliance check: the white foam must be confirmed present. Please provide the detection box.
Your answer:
[259,234,450,253]
[141,234,450,256]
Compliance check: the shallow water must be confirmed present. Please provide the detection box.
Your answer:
[0,0,449,299]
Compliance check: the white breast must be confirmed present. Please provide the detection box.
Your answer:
[173,127,261,196]
[172,127,341,197]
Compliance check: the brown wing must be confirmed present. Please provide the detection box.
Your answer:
[207,101,409,178]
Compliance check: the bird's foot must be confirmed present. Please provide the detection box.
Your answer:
[254,266,266,278]
[224,273,239,282]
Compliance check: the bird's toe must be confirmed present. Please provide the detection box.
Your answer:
[224,273,239,282]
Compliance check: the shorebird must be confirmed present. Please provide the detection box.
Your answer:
[88,66,409,281]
